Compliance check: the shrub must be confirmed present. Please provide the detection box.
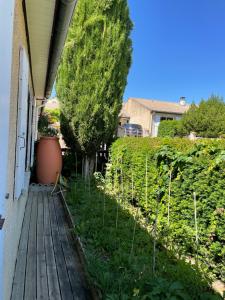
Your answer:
[44,108,60,124]
[181,95,225,137]
[158,120,181,137]
[106,137,225,281]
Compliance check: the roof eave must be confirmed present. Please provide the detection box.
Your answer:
[45,0,77,98]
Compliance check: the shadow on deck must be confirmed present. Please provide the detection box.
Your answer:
[11,184,92,300]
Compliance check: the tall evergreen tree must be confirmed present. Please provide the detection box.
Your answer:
[56,0,132,175]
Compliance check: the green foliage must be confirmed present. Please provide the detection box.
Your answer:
[56,0,133,155]
[38,113,50,133]
[44,108,60,124]
[107,137,225,282]
[38,113,58,136]
[158,120,182,137]
[66,177,221,299]
[180,95,225,137]
[40,127,58,137]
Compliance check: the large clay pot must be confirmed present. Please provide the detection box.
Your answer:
[36,137,62,184]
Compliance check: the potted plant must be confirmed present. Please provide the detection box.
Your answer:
[36,114,62,184]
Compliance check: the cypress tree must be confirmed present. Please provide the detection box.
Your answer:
[56,0,133,176]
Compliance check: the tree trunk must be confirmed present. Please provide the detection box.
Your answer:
[84,155,95,179]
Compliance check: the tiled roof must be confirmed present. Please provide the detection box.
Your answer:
[129,98,189,114]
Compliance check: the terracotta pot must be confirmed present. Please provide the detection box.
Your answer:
[36,136,62,184]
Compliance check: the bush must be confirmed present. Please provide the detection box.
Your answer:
[181,95,225,137]
[44,108,60,124]
[158,120,181,137]
[106,137,225,282]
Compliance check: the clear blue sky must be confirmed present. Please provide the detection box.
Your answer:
[124,0,225,104]
[52,0,225,104]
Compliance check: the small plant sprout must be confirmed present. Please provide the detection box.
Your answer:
[193,191,199,267]
[145,155,148,207]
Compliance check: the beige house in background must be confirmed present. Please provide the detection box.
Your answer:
[120,97,189,137]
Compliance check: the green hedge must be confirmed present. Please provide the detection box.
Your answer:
[158,120,180,137]
[106,137,225,281]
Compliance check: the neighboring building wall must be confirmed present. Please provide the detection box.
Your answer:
[3,1,34,299]
[119,116,130,127]
[125,99,151,136]
[151,112,182,137]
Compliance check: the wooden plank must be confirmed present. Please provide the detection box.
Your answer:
[11,191,33,300]
[37,191,49,300]
[24,191,38,300]
[48,193,73,300]
[44,192,61,300]
[52,195,91,300]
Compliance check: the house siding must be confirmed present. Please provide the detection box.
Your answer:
[125,99,152,136]
[3,1,34,299]
[123,99,186,137]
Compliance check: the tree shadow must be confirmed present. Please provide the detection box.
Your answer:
[67,179,222,299]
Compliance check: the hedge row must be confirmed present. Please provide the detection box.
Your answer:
[158,120,181,137]
[106,137,225,282]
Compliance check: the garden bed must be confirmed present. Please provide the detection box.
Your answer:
[66,177,222,299]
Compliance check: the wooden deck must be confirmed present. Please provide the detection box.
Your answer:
[11,185,92,300]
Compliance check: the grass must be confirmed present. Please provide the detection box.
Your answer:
[66,177,222,300]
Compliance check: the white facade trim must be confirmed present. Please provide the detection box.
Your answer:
[0,0,16,298]
[14,48,29,200]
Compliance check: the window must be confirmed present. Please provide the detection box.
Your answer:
[160,117,174,122]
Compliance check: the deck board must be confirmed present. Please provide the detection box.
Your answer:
[44,192,61,300]
[11,185,92,300]
[37,192,49,300]
[24,191,38,300]
[52,195,89,299]
[11,191,33,300]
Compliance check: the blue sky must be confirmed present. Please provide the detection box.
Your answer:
[52,0,225,104]
[124,0,225,104]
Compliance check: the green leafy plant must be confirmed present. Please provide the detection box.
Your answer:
[158,120,183,138]
[38,113,50,134]
[38,113,59,137]
[106,137,225,282]
[180,95,225,137]
[44,108,60,124]
[40,127,59,137]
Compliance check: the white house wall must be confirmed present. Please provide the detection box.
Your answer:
[0,0,16,299]
[2,1,35,299]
